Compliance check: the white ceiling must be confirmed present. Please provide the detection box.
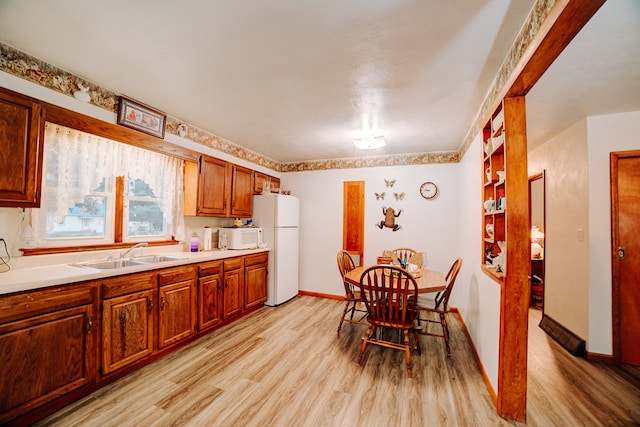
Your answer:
[0,0,638,163]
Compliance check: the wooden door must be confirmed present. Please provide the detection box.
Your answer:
[0,304,95,423]
[343,181,364,265]
[0,87,44,207]
[231,164,254,217]
[198,156,230,216]
[199,274,222,330]
[102,290,153,374]
[245,262,268,310]
[158,280,196,348]
[223,267,243,319]
[611,151,640,366]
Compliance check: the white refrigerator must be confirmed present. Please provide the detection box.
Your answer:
[252,194,299,306]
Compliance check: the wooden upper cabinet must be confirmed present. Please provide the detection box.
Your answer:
[197,156,231,216]
[253,171,268,194]
[185,156,255,217]
[253,172,280,195]
[231,164,253,217]
[0,87,45,207]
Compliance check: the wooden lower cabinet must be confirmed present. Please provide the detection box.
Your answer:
[100,271,155,375]
[0,252,268,425]
[244,252,268,310]
[222,257,243,319]
[0,283,96,425]
[102,290,154,375]
[158,266,197,349]
[198,260,223,330]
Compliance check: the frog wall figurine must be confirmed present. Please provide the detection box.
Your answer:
[377,206,402,231]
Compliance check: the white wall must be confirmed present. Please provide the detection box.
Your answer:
[456,135,502,391]
[586,110,640,354]
[528,110,640,355]
[528,119,590,341]
[283,163,461,298]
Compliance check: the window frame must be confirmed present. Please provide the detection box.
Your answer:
[22,103,199,255]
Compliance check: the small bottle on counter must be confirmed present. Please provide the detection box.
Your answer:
[190,233,199,252]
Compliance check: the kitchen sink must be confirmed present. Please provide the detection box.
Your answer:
[131,255,185,264]
[71,255,185,270]
[71,259,146,270]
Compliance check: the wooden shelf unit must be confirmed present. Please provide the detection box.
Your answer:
[480,96,530,420]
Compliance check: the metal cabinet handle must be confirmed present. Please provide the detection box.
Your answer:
[87,315,93,335]
[618,246,626,260]
[161,296,166,310]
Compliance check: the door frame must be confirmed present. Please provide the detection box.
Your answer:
[528,170,546,310]
[610,150,640,363]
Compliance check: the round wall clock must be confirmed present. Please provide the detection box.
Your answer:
[420,181,438,199]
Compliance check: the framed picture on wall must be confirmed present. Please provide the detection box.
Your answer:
[117,96,166,138]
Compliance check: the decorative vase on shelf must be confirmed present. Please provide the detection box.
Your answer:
[484,142,491,156]
[485,167,492,183]
[485,223,494,239]
[484,197,495,213]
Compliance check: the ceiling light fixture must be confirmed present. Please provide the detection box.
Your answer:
[352,134,385,149]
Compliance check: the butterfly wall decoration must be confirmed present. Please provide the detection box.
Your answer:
[384,179,396,188]
[374,192,385,200]
[394,192,405,201]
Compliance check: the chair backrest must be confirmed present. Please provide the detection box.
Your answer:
[391,247,418,264]
[434,258,463,311]
[337,250,357,296]
[359,265,418,328]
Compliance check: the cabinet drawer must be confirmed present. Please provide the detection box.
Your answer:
[101,271,156,299]
[223,257,243,271]
[244,252,268,267]
[158,265,196,286]
[0,282,95,324]
[199,260,222,277]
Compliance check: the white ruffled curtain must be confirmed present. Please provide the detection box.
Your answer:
[30,123,184,244]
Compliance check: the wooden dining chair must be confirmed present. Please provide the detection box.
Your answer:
[357,265,420,378]
[336,250,367,334]
[391,247,417,263]
[416,258,463,356]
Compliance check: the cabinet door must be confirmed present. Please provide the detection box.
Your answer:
[0,88,44,207]
[231,164,254,217]
[0,304,95,423]
[253,171,268,194]
[245,262,268,310]
[102,290,154,374]
[269,176,281,191]
[223,268,243,319]
[158,279,196,348]
[198,156,231,216]
[199,274,222,330]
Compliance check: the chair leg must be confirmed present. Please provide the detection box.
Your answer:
[403,329,412,378]
[440,313,451,356]
[357,325,375,365]
[337,299,355,334]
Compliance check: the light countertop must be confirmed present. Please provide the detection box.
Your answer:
[0,247,270,296]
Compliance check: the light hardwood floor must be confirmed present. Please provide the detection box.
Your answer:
[35,296,640,426]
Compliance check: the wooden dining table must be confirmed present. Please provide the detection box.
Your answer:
[344,265,446,294]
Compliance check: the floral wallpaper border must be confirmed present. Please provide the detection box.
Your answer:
[458,0,555,158]
[0,0,552,173]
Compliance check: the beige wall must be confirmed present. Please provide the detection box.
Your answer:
[528,118,590,341]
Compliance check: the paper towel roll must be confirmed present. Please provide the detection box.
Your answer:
[203,226,212,251]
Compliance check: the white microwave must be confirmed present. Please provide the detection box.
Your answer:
[218,227,263,250]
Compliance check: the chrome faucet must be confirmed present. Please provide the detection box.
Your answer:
[120,242,148,259]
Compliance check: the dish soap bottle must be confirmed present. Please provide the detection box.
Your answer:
[190,233,199,252]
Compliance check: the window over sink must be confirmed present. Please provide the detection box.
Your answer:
[27,123,184,248]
